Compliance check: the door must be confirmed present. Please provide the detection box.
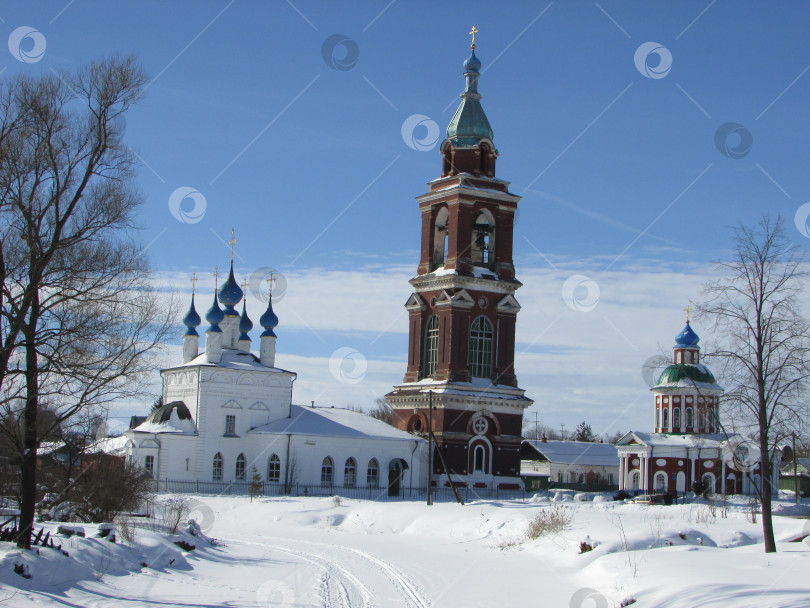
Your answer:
[388,462,401,497]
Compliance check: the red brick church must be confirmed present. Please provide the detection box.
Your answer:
[386,35,532,490]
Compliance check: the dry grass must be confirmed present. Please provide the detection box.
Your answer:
[526,505,573,540]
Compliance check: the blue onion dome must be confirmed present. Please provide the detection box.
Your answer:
[218,262,243,316]
[182,295,201,336]
[239,300,253,341]
[260,295,279,338]
[675,320,700,347]
[463,49,481,73]
[205,292,224,332]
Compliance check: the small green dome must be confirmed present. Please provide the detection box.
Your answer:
[657,363,716,386]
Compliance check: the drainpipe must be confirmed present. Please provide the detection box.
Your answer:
[410,439,420,489]
[284,433,292,493]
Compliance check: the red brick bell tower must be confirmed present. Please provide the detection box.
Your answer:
[386,33,532,491]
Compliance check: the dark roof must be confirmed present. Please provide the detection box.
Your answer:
[146,401,192,424]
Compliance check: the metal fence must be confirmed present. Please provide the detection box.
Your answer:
[151,479,533,503]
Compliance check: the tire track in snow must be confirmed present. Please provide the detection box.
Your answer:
[280,538,429,608]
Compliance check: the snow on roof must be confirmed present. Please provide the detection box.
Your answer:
[88,435,130,455]
[250,404,423,442]
[173,348,294,374]
[37,441,66,455]
[619,431,741,449]
[523,440,619,467]
[132,407,197,436]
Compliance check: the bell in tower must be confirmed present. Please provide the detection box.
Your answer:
[386,29,533,492]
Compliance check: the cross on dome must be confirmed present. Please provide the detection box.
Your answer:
[469,26,478,49]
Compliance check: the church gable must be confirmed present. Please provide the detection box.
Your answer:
[221,400,242,409]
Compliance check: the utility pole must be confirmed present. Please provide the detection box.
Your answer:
[427,391,434,506]
[794,432,799,505]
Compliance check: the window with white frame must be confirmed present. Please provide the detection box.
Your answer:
[468,316,494,378]
[213,453,223,481]
[344,457,357,487]
[367,459,379,487]
[267,454,280,483]
[144,455,154,477]
[424,315,439,378]
[225,414,236,436]
[654,472,667,492]
[321,457,334,487]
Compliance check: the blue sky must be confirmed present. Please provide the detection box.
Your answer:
[4,1,810,436]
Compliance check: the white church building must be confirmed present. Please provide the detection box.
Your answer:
[124,261,426,496]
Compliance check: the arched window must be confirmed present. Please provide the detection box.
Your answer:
[655,408,660,430]
[424,315,439,378]
[432,207,449,269]
[367,458,379,487]
[321,457,334,487]
[686,407,693,428]
[662,407,669,430]
[654,472,667,492]
[235,453,246,480]
[267,454,280,483]
[473,445,485,472]
[630,471,640,489]
[673,407,681,430]
[344,457,357,487]
[471,211,494,266]
[702,473,715,493]
[212,453,223,481]
[468,316,494,378]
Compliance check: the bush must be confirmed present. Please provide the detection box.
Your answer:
[71,457,153,523]
[526,505,573,539]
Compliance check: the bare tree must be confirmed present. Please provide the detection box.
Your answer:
[697,216,810,553]
[368,397,393,425]
[522,421,561,441]
[0,57,174,548]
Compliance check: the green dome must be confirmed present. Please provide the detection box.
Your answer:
[657,363,716,386]
[446,95,493,147]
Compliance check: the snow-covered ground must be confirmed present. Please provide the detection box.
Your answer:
[2,493,810,607]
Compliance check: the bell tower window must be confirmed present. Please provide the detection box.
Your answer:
[432,207,449,270]
[424,315,439,377]
[469,316,494,378]
[471,210,494,267]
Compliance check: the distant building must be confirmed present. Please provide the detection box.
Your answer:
[520,439,619,491]
[616,319,772,495]
[779,458,810,497]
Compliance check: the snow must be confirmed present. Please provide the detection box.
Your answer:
[178,348,291,373]
[524,440,619,466]
[2,494,810,607]
[132,408,197,436]
[250,404,421,441]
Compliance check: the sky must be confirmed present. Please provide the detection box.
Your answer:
[3,1,810,437]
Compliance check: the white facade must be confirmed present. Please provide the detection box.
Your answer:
[124,270,427,494]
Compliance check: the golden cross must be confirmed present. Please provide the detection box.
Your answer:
[213,265,220,289]
[684,305,692,322]
[469,26,478,49]
[190,272,198,295]
[266,272,276,295]
[228,229,236,261]
[241,278,249,293]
